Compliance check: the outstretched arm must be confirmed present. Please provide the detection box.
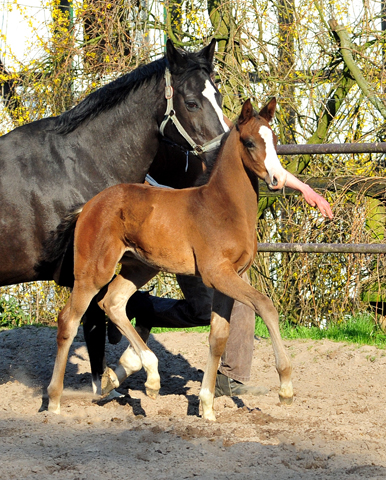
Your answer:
[223,115,333,218]
[285,172,334,219]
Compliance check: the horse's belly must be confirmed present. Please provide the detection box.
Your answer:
[122,245,195,277]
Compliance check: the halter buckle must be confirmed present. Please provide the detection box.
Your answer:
[165,85,174,100]
[193,145,204,155]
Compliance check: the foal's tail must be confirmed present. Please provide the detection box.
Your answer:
[38,205,84,286]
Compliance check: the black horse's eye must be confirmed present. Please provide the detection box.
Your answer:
[185,101,199,111]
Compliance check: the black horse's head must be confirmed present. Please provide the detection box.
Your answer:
[55,39,226,156]
[160,39,228,157]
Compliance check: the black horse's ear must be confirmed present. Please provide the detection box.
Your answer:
[166,39,187,71]
[238,99,254,125]
[259,98,276,124]
[198,38,216,63]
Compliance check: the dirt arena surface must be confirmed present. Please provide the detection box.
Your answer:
[0,325,385,479]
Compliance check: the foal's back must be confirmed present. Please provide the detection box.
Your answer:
[76,182,204,278]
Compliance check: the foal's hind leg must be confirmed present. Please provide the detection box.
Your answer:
[206,267,293,405]
[199,291,234,421]
[97,265,161,399]
[47,285,99,414]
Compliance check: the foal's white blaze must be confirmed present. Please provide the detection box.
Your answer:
[202,80,229,132]
[259,125,287,189]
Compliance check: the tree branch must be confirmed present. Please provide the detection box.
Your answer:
[329,18,386,120]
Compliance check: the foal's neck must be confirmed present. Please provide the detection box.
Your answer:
[206,129,259,208]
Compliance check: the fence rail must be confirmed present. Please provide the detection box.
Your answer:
[260,176,386,198]
[260,141,386,254]
[257,243,386,254]
[276,142,386,155]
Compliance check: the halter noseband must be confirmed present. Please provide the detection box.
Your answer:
[159,68,224,158]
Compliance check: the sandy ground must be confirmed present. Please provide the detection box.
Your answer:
[0,325,385,479]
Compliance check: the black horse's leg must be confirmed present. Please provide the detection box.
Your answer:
[126,291,161,343]
[82,297,108,395]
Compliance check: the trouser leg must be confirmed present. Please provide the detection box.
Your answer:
[218,298,255,382]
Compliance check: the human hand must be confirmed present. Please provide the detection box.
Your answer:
[302,185,333,219]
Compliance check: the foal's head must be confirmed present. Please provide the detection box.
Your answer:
[236,98,287,190]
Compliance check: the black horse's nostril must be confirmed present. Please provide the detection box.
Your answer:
[271,176,278,187]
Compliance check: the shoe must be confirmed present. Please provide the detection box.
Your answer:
[214,372,269,398]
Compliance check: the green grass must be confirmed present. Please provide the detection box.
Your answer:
[2,311,385,348]
[257,314,386,347]
[150,325,211,334]
[151,313,386,348]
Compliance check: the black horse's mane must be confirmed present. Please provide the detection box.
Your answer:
[55,49,214,135]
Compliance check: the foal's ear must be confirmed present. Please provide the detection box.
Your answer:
[166,39,188,71]
[259,97,277,124]
[198,38,216,63]
[238,99,254,126]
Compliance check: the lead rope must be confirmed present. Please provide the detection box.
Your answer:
[145,174,174,189]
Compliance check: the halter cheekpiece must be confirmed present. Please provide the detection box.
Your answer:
[159,68,224,159]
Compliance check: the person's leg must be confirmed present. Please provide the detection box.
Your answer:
[214,273,268,397]
[131,275,213,331]
[218,299,255,382]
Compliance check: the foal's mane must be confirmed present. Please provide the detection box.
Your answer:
[194,130,231,186]
[194,107,261,187]
[55,49,214,135]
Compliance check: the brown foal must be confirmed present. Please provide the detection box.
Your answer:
[47,98,293,420]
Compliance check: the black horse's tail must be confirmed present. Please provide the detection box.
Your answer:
[38,205,84,286]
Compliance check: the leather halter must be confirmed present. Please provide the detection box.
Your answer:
[159,68,224,157]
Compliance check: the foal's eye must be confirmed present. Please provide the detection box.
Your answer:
[185,101,199,111]
[243,140,255,149]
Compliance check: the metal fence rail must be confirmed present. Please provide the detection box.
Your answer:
[257,243,386,254]
[277,142,386,155]
[260,142,386,254]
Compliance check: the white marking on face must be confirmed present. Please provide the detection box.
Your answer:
[259,125,287,188]
[202,80,229,132]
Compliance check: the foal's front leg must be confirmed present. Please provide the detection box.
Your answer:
[199,291,234,421]
[209,268,293,405]
[97,266,161,399]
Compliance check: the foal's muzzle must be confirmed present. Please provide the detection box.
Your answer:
[265,171,287,191]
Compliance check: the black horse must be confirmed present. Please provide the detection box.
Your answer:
[0,40,226,393]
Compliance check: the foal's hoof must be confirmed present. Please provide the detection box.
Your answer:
[279,394,294,405]
[47,402,60,415]
[101,367,118,396]
[146,388,159,400]
[202,411,217,422]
